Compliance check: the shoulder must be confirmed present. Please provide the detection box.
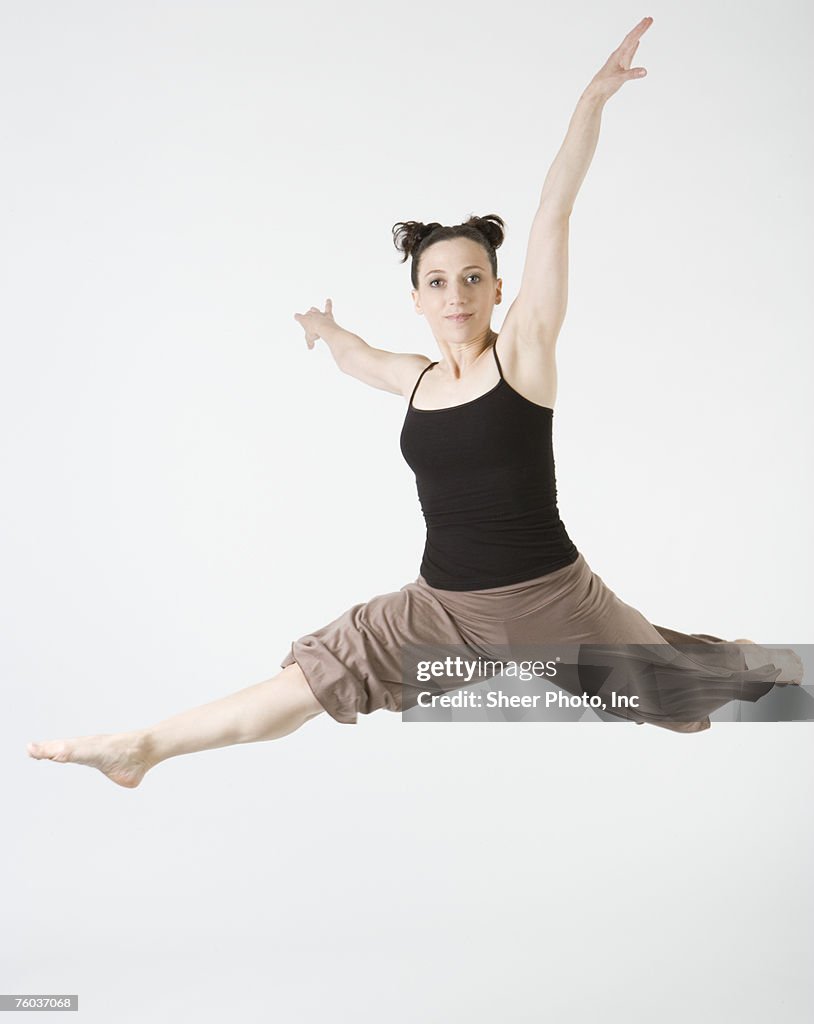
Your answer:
[393,353,436,400]
[343,347,434,398]
[497,296,559,352]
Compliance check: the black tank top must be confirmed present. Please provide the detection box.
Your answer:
[399,339,579,590]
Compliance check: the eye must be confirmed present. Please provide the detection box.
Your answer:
[428,274,481,287]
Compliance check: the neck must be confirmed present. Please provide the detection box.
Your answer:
[436,328,497,380]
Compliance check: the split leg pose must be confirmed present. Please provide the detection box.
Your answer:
[28,17,800,787]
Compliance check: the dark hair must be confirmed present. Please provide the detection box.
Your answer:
[391,214,505,289]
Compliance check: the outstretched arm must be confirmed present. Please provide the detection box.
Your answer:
[511,16,653,345]
[294,299,430,397]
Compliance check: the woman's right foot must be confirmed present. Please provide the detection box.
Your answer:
[26,730,154,788]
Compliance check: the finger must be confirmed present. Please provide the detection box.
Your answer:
[618,37,644,67]
[622,38,643,67]
[627,15,652,38]
[617,16,652,59]
[325,298,332,313]
[620,39,641,70]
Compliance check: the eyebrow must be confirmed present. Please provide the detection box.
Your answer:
[424,264,485,278]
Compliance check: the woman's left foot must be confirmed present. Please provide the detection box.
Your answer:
[731,639,803,686]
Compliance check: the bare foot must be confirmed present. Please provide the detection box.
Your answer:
[26,731,154,788]
[731,640,803,686]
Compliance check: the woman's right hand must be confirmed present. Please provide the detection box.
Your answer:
[293,298,336,350]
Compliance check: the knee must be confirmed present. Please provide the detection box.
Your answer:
[281,662,325,721]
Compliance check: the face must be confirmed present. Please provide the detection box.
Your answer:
[411,237,502,340]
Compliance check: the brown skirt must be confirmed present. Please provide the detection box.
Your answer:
[280,553,800,733]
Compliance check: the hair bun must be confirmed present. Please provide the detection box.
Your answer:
[391,220,443,264]
[463,213,505,252]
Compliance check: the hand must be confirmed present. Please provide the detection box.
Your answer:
[585,16,653,103]
[293,298,336,350]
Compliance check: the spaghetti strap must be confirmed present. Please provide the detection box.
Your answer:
[492,336,504,380]
[408,360,438,408]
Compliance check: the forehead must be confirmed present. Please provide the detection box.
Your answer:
[420,236,486,269]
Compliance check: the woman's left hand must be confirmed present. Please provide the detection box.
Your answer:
[585,16,653,103]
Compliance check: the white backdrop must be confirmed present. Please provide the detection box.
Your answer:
[3,1,812,1021]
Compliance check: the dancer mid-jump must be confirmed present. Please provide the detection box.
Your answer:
[27,17,799,787]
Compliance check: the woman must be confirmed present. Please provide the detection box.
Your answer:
[26,17,800,787]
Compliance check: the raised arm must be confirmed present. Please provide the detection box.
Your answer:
[508,16,653,346]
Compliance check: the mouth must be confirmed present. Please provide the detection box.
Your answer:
[446,314,472,323]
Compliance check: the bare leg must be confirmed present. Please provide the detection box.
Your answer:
[26,663,324,789]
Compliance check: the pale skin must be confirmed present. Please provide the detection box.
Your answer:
[25,17,755,787]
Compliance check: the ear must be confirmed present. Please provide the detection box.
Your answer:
[411,287,422,314]
[494,277,503,306]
